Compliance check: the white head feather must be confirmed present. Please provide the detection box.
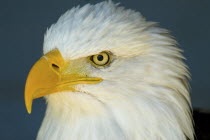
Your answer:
[37,1,194,140]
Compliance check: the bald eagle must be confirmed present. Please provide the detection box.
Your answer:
[24,1,194,140]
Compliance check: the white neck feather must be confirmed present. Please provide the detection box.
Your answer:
[37,84,193,140]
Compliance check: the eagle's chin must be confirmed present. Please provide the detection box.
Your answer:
[37,91,126,140]
[37,88,190,140]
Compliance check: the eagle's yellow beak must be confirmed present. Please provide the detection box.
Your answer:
[24,49,102,114]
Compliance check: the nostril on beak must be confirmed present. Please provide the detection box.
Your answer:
[52,63,60,71]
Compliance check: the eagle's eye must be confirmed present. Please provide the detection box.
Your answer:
[89,52,111,67]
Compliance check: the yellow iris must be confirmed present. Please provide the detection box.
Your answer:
[89,52,111,67]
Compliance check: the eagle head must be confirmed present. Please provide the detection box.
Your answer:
[25,1,194,140]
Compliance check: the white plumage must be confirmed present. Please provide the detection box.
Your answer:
[36,1,194,140]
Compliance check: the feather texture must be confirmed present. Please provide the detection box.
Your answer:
[38,1,194,140]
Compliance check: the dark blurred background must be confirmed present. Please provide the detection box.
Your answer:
[0,0,209,139]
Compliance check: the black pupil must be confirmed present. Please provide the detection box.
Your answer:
[97,55,104,61]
